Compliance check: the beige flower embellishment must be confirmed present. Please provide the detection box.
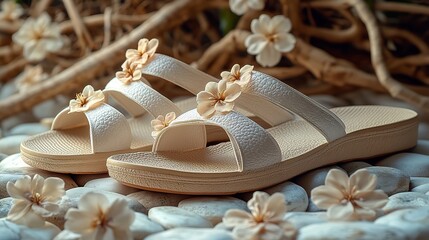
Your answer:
[126,38,159,65]
[245,14,296,67]
[229,0,265,16]
[6,174,65,228]
[116,60,143,85]
[196,80,242,119]
[0,0,24,21]
[311,169,388,221]
[151,112,176,138]
[220,64,253,87]
[223,191,296,240]
[15,65,48,92]
[69,85,105,113]
[13,13,63,61]
[64,192,135,240]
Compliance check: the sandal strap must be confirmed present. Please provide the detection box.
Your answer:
[104,78,182,118]
[153,109,282,171]
[52,103,132,153]
[245,71,346,142]
[140,54,294,126]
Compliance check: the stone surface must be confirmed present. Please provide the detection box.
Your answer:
[0,219,60,240]
[53,230,80,240]
[383,192,429,212]
[0,153,8,161]
[375,207,429,240]
[239,181,308,212]
[145,228,233,240]
[0,82,17,100]
[0,135,28,155]
[127,190,190,210]
[1,112,37,131]
[419,122,429,140]
[8,123,49,136]
[293,166,344,195]
[410,177,429,189]
[365,166,410,195]
[284,212,327,229]
[149,206,213,229]
[306,200,323,212]
[84,177,140,195]
[131,212,164,239]
[376,153,429,177]
[0,154,77,190]
[298,222,407,240]
[411,183,429,194]
[0,197,13,218]
[32,96,68,119]
[179,197,248,225]
[71,173,109,187]
[339,161,372,174]
[410,140,429,155]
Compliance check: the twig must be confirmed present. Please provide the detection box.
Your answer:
[348,0,429,111]
[31,0,52,17]
[0,58,27,83]
[376,1,429,16]
[63,0,95,50]
[102,7,113,48]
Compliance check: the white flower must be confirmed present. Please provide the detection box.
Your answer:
[311,169,389,221]
[125,38,158,65]
[0,0,24,21]
[6,174,65,228]
[15,65,48,92]
[64,192,135,240]
[229,0,265,15]
[69,85,105,113]
[151,112,176,138]
[12,13,63,61]
[196,80,242,119]
[245,14,296,67]
[115,60,143,85]
[223,191,296,240]
[220,64,253,87]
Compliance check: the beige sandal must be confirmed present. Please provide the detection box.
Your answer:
[20,49,292,174]
[106,69,418,194]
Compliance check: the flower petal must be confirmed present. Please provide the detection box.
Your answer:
[274,33,296,53]
[245,35,267,55]
[354,207,377,221]
[270,15,292,33]
[248,0,265,10]
[146,38,159,57]
[311,185,343,209]
[64,208,95,233]
[325,169,349,193]
[256,44,281,67]
[230,0,247,15]
[106,199,135,229]
[327,202,356,221]
[204,82,219,96]
[233,223,264,240]
[263,193,287,222]
[354,190,388,209]
[223,209,254,227]
[349,169,377,192]
[31,174,45,195]
[260,223,286,240]
[248,191,270,216]
[78,192,110,213]
[214,101,234,114]
[223,83,242,102]
[197,101,216,119]
[164,112,176,124]
[41,177,65,202]
[7,200,32,222]
[6,181,27,200]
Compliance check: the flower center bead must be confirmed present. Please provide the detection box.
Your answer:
[31,192,43,205]
[92,209,107,228]
[76,93,88,107]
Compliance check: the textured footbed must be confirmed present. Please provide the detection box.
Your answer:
[106,106,419,194]
[20,97,264,173]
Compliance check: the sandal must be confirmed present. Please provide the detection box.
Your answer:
[20,39,293,174]
[106,69,419,194]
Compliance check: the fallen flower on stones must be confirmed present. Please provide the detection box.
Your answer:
[229,0,265,16]
[64,192,135,240]
[311,169,388,221]
[6,174,65,228]
[223,191,296,240]
[0,0,24,21]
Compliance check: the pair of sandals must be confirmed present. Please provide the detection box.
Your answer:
[20,39,419,195]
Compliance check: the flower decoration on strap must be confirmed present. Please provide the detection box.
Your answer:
[125,38,159,66]
[6,174,65,228]
[69,85,105,113]
[220,64,253,88]
[245,14,296,67]
[116,60,143,85]
[229,0,265,16]
[223,191,296,240]
[311,169,388,221]
[151,112,176,138]
[196,80,242,119]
